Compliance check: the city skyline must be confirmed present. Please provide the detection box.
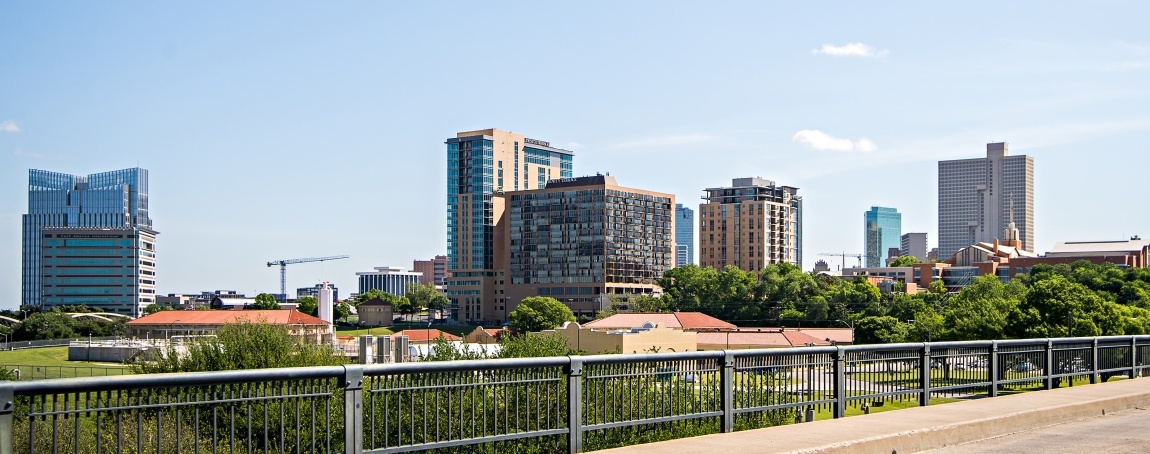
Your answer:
[3,3,1150,308]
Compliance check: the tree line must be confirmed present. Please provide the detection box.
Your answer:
[603,261,1150,344]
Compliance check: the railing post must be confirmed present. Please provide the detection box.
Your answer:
[343,365,364,454]
[919,343,931,407]
[720,351,735,432]
[1044,339,1054,390]
[0,382,13,454]
[833,346,846,418]
[1091,338,1100,384]
[567,357,583,453]
[989,341,999,397]
[1131,336,1139,379]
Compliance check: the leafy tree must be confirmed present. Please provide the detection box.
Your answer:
[1007,274,1119,338]
[296,296,318,316]
[252,293,281,310]
[508,296,575,333]
[334,302,351,323]
[12,312,78,341]
[888,256,919,267]
[927,280,947,295]
[855,316,908,344]
[404,282,441,312]
[350,289,398,308]
[939,275,1022,341]
[137,320,344,372]
[143,304,163,315]
[499,332,581,358]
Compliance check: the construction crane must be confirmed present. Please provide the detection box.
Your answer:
[818,252,863,270]
[266,255,349,300]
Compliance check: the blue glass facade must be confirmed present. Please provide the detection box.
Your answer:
[864,206,902,267]
[445,130,575,322]
[22,168,154,309]
[675,204,694,266]
[38,228,156,315]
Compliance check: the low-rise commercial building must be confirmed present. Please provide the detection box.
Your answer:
[543,321,698,354]
[357,297,395,327]
[125,310,332,343]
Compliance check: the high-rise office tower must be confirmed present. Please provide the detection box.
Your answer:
[864,207,902,267]
[444,129,573,322]
[900,233,929,262]
[938,143,1034,260]
[699,177,802,272]
[22,168,155,314]
[675,204,695,267]
[502,175,675,320]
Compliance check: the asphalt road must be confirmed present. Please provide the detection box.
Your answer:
[923,406,1150,453]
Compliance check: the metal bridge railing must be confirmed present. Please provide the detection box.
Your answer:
[0,335,1147,453]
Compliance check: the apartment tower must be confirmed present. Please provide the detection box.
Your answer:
[675,204,695,267]
[503,175,675,320]
[699,177,802,272]
[864,207,901,267]
[938,143,1034,260]
[412,255,449,287]
[22,168,156,315]
[444,129,573,322]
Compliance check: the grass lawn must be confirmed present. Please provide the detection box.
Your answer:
[335,326,395,337]
[0,346,132,380]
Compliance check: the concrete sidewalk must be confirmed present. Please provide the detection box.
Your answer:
[595,378,1150,454]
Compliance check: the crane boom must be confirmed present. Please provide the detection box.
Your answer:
[266,255,349,300]
[817,252,863,269]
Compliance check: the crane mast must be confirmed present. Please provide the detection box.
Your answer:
[266,255,349,300]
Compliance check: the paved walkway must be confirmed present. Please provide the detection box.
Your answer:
[596,377,1150,454]
[923,406,1150,453]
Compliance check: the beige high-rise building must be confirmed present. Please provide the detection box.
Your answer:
[444,129,573,323]
[937,143,1034,260]
[699,177,802,272]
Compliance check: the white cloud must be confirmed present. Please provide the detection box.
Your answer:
[792,129,877,152]
[811,42,889,57]
[0,120,19,133]
[12,149,44,159]
[608,134,712,150]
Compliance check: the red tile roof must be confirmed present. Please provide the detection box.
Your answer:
[127,310,329,326]
[583,312,736,330]
[782,331,832,346]
[393,329,461,342]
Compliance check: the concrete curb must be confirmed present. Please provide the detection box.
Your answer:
[594,378,1150,454]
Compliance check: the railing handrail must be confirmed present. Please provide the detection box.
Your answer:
[2,333,1148,454]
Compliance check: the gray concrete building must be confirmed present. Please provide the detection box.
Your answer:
[938,143,1034,260]
[900,233,929,262]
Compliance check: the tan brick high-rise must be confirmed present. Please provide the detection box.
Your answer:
[699,177,802,272]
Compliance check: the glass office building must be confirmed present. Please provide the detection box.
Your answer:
[444,129,573,322]
[22,168,155,313]
[39,227,157,315]
[675,204,695,267]
[864,206,902,267]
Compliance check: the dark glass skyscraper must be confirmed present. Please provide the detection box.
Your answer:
[22,168,155,313]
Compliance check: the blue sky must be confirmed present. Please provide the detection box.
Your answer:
[2,2,1149,306]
